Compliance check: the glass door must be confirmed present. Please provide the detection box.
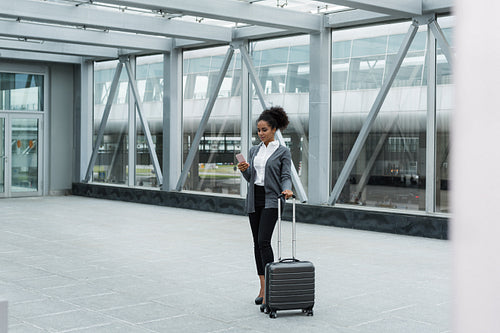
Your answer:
[10,116,41,196]
[0,115,42,197]
[0,116,5,196]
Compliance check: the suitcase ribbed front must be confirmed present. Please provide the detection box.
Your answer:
[265,260,315,313]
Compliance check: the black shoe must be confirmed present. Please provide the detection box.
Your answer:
[255,296,263,305]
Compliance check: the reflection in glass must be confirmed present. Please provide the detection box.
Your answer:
[251,36,310,195]
[136,55,163,188]
[182,47,242,194]
[93,60,129,184]
[0,118,4,193]
[436,20,453,213]
[332,21,435,211]
[0,73,44,111]
[11,119,38,192]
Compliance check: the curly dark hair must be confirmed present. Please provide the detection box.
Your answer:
[257,106,289,131]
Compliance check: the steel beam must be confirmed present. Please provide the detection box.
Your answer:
[318,0,422,16]
[0,39,121,58]
[0,49,82,64]
[239,44,308,203]
[84,61,123,182]
[0,0,231,43]
[123,58,163,186]
[95,0,322,32]
[329,21,419,205]
[426,27,437,212]
[0,20,172,52]
[428,19,454,67]
[176,46,235,191]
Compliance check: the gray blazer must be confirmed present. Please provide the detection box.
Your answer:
[241,142,292,214]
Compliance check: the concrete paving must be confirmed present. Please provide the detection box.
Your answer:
[0,196,452,332]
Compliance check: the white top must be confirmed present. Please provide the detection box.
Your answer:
[253,140,280,186]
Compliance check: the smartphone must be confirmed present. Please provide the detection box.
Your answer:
[236,153,246,163]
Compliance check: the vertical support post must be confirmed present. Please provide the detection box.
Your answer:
[426,26,437,213]
[0,299,6,333]
[163,49,183,191]
[239,44,308,203]
[128,55,136,186]
[308,27,331,205]
[84,61,123,182]
[77,60,93,182]
[428,19,453,67]
[329,22,419,205]
[123,58,163,186]
[176,46,234,191]
[240,42,251,197]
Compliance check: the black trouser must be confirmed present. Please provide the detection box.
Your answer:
[249,185,278,276]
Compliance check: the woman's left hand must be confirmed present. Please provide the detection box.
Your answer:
[282,189,293,200]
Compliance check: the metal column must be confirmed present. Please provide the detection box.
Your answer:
[239,44,308,203]
[78,60,93,182]
[162,49,183,191]
[84,61,123,182]
[240,41,251,198]
[127,56,137,186]
[308,28,331,205]
[329,21,419,205]
[176,46,235,191]
[426,27,437,212]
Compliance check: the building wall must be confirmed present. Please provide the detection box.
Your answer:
[48,63,74,194]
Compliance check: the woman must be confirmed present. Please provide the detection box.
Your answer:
[237,106,294,311]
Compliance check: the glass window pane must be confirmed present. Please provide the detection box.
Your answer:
[136,55,163,188]
[332,21,433,212]
[436,19,453,213]
[11,118,38,192]
[182,47,242,195]
[251,35,310,195]
[93,60,129,185]
[0,73,44,111]
[0,118,4,193]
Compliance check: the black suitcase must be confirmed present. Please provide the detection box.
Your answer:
[262,195,315,319]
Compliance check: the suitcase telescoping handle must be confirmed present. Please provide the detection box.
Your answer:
[277,193,296,261]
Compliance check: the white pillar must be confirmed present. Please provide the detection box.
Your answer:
[79,60,93,181]
[308,27,331,205]
[453,1,500,332]
[0,299,6,333]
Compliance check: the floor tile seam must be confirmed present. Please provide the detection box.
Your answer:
[135,313,189,325]
[56,321,155,333]
[390,313,440,326]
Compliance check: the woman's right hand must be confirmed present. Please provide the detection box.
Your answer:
[237,162,249,172]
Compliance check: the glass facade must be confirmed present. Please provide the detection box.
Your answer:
[331,20,453,212]
[89,16,453,215]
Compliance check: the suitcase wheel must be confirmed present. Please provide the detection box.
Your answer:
[269,311,277,319]
[303,308,313,316]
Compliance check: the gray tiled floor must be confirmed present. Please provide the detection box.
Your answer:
[0,196,452,332]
